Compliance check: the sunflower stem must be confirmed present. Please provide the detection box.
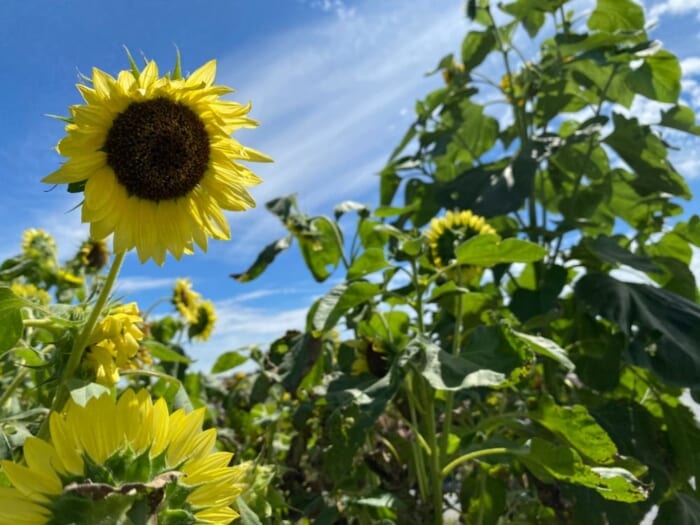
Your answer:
[38,251,126,438]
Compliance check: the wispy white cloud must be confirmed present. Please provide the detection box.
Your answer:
[115,276,175,294]
[650,0,700,20]
[681,56,700,76]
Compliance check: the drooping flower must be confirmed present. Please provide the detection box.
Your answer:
[188,300,216,342]
[173,278,201,323]
[83,302,145,385]
[424,209,496,281]
[21,228,57,260]
[0,389,253,524]
[43,54,271,265]
[78,238,110,270]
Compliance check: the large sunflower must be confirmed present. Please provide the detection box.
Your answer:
[43,55,271,265]
[0,389,253,524]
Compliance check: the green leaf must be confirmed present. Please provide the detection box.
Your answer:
[231,237,292,283]
[277,332,323,391]
[455,101,499,158]
[0,287,33,352]
[530,396,618,464]
[456,234,547,266]
[347,248,391,280]
[210,350,249,374]
[297,217,342,282]
[512,331,575,371]
[520,438,648,502]
[461,29,497,70]
[579,235,660,273]
[403,337,508,391]
[662,403,700,484]
[588,0,645,32]
[311,282,380,333]
[236,497,263,525]
[500,0,552,37]
[656,493,700,525]
[627,50,681,103]
[575,273,700,388]
[265,194,296,223]
[660,105,700,136]
[141,341,193,364]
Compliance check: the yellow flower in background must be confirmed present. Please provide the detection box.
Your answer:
[10,283,51,305]
[173,277,201,322]
[84,302,145,385]
[21,228,57,260]
[56,269,84,286]
[189,300,216,342]
[43,54,271,265]
[0,389,252,524]
[425,210,496,281]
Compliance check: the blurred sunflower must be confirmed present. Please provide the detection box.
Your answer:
[43,54,271,265]
[78,238,110,270]
[173,278,201,323]
[21,228,57,260]
[83,302,145,385]
[10,283,52,305]
[0,389,252,524]
[425,210,496,281]
[351,338,389,377]
[189,300,216,342]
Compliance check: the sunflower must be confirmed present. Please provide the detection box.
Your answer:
[10,283,52,305]
[351,338,389,377]
[43,54,271,265]
[173,278,201,322]
[78,238,110,270]
[21,229,57,260]
[0,389,253,524]
[424,210,496,282]
[83,302,145,385]
[188,300,216,342]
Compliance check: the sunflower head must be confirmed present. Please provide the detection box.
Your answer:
[188,300,216,342]
[0,389,254,524]
[78,238,110,270]
[173,278,201,323]
[351,338,389,377]
[10,282,52,305]
[44,53,271,265]
[424,210,496,282]
[84,302,145,385]
[21,228,57,260]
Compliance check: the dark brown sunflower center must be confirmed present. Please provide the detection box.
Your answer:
[103,97,210,201]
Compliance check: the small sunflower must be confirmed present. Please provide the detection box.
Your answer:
[43,54,271,265]
[83,302,145,385]
[173,278,201,322]
[188,300,216,342]
[21,229,57,260]
[425,210,496,281]
[78,238,110,270]
[0,389,253,524]
[10,283,52,305]
[351,338,389,377]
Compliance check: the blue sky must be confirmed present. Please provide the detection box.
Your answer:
[1,0,699,371]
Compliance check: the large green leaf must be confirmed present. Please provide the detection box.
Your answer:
[660,105,700,136]
[210,350,249,374]
[530,396,618,464]
[627,50,681,103]
[347,248,391,280]
[456,234,547,266]
[297,217,342,282]
[455,101,499,159]
[310,282,381,333]
[576,235,660,273]
[588,0,645,32]
[461,29,496,71]
[575,273,700,388]
[519,438,648,502]
[512,331,575,371]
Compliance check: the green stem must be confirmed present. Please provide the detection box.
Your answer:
[38,251,126,438]
[442,447,511,477]
[406,377,430,502]
[0,367,30,410]
[420,381,444,524]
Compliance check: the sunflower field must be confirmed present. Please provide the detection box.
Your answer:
[2,0,700,523]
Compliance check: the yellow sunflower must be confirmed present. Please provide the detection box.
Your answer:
[10,283,52,305]
[43,54,271,265]
[78,238,110,270]
[21,228,57,260]
[425,210,496,281]
[173,277,202,322]
[189,300,216,342]
[0,389,253,524]
[83,302,145,385]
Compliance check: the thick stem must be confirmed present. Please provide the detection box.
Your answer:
[38,251,126,438]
